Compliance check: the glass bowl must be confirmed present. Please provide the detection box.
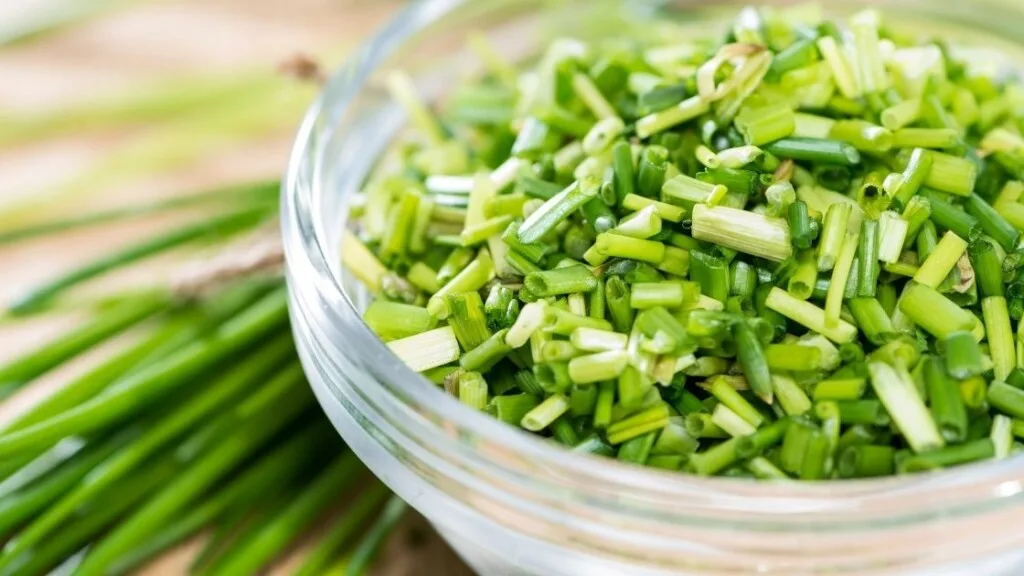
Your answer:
[282,1,1024,573]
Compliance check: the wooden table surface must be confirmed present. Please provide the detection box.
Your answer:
[0,1,472,573]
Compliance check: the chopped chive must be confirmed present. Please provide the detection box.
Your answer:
[735,419,789,459]
[944,331,985,380]
[460,329,513,372]
[458,371,489,410]
[916,221,938,264]
[746,456,790,480]
[881,99,921,131]
[898,439,994,473]
[992,415,1014,459]
[364,301,435,341]
[637,146,669,197]
[388,326,461,372]
[717,145,768,171]
[690,250,730,303]
[550,417,579,446]
[920,93,959,132]
[855,219,879,298]
[427,249,495,318]
[920,189,981,242]
[521,394,571,431]
[518,175,563,201]
[988,380,1024,419]
[729,261,757,301]
[446,292,492,350]
[607,404,671,444]
[506,250,542,275]
[778,418,815,476]
[731,320,774,404]
[570,327,627,352]
[770,37,819,76]
[571,71,617,119]
[651,420,700,455]
[662,174,726,205]
[767,286,858,344]
[541,340,580,362]
[836,399,890,426]
[518,178,600,244]
[824,230,858,328]
[787,250,818,301]
[923,355,968,442]
[793,112,836,139]
[618,365,655,409]
[621,194,686,222]
[582,116,626,156]
[711,404,757,437]
[635,95,709,138]
[816,36,859,98]
[891,150,933,210]
[530,337,559,379]
[849,298,896,345]
[829,120,893,152]
[592,381,616,428]
[734,103,795,146]
[765,343,822,372]
[913,230,968,288]
[505,301,548,348]
[685,411,729,439]
[696,167,761,196]
[611,140,636,204]
[837,444,895,478]
[657,245,692,277]
[851,11,887,92]
[573,434,615,456]
[686,437,741,476]
[772,374,812,416]
[788,200,813,250]
[544,306,614,335]
[763,137,861,166]
[983,296,1016,381]
[614,205,662,239]
[605,277,635,333]
[710,374,764,428]
[568,350,629,384]
[691,204,792,262]
[923,151,977,197]
[964,193,1021,252]
[891,128,960,149]
[406,262,441,295]
[581,195,618,234]
[629,282,686,309]
[878,211,909,264]
[637,83,687,115]
[490,394,541,425]
[868,361,944,453]
[593,232,666,264]
[817,203,852,271]
[524,265,597,297]
[961,376,989,411]
[813,378,867,401]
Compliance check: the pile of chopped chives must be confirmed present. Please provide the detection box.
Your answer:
[344,6,1024,479]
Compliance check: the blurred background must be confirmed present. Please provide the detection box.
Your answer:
[0,0,471,573]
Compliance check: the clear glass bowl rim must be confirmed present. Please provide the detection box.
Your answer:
[282,0,1024,526]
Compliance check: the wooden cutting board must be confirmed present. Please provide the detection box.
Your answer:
[0,0,472,573]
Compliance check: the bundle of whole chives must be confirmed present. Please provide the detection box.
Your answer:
[339,6,1024,481]
[0,279,404,574]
